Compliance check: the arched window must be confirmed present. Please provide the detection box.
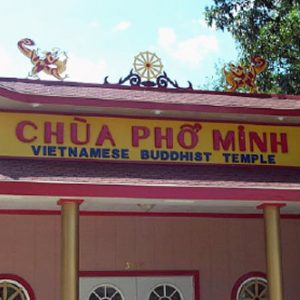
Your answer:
[148,283,183,300]
[231,272,268,300]
[88,284,124,300]
[0,274,35,300]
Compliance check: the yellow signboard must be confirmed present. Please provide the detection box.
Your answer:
[0,112,299,167]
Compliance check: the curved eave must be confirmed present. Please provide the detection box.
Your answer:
[0,78,299,124]
[0,180,300,201]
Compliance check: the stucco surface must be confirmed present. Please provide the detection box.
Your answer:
[0,215,300,299]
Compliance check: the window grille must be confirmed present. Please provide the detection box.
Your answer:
[235,276,268,300]
[88,284,124,300]
[148,283,183,300]
[0,279,31,300]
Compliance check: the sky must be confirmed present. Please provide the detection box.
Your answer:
[0,0,239,88]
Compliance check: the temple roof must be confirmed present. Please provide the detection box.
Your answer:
[0,77,300,117]
[0,158,299,190]
[0,78,299,213]
[0,77,299,191]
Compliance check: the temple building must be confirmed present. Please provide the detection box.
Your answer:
[0,76,299,300]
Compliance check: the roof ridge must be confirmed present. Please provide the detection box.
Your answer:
[0,76,286,99]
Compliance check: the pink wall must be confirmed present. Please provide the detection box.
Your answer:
[0,215,300,299]
[0,215,60,300]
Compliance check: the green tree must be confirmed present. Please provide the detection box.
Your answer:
[199,60,226,91]
[205,0,300,94]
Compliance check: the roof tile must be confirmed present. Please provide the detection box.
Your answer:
[0,159,300,189]
[0,78,300,110]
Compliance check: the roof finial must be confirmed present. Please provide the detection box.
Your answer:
[224,55,267,93]
[104,50,193,90]
[17,38,68,80]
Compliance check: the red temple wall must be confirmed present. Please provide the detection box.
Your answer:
[0,214,299,299]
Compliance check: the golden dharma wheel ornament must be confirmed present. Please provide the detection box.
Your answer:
[104,50,193,89]
[133,51,163,81]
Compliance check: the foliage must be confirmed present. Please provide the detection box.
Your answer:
[205,0,300,94]
[199,60,226,91]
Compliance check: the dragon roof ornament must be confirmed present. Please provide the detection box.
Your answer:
[104,51,193,90]
[18,38,68,81]
[224,55,267,93]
